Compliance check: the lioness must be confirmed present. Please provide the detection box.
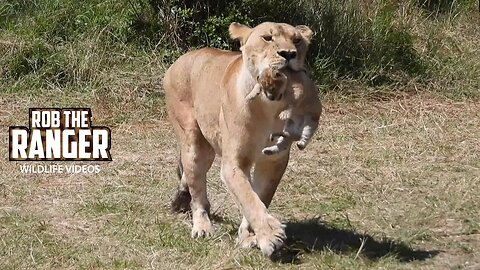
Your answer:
[246,68,321,155]
[163,22,321,256]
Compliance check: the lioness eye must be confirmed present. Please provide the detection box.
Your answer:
[262,35,273,42]
[293,38,302,44]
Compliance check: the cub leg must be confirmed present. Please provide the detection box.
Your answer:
[296,115,319,150]
[236,216,257,248]
[263,117,298,155]
[262,136,291,155]
[245,84,263,101]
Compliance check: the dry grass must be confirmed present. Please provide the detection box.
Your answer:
[1,1,478,268]
[1,91,479,269]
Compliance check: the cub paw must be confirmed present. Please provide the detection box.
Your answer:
[279,110,291,120]
[262,148,274,155]
[296,141,306,150]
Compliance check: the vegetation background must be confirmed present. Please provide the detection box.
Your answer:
[1,0,479,118]
[0,0,479,269]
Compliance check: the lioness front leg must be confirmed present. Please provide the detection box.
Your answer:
[236,150,290,252]
[221,160,286,256]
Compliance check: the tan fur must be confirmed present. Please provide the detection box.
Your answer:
[163,22,320,256]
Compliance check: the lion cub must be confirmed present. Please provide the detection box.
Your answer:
[246,68,321,155]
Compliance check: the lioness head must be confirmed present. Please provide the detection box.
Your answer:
[229,22,313,78]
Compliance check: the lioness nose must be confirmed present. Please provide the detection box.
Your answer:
[278,50,297,61]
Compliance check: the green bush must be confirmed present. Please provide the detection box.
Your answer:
[7,42,51,79]
[1,0,133,88]
[417,0,471,14]
[129,0,252,50]
[5,41,83,86]
[127,0,428,86]
[0,0,478,95]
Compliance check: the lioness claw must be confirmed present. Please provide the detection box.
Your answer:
[256,215,287,256]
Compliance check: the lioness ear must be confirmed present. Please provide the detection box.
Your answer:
[229,22,253,46]
[296,25,313,44]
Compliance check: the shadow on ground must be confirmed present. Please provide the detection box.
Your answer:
[270,218,439,264]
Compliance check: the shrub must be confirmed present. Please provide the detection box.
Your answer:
[129,0,427,86]
[1,0,477,96]
[417,0,471,14]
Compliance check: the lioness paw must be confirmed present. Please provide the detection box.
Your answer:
[191,221,214,238]
[191,211,214,238]
[256,215,286,256]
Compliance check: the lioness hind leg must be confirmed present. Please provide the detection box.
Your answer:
[171,154,191,213]
[179,128,215,238]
